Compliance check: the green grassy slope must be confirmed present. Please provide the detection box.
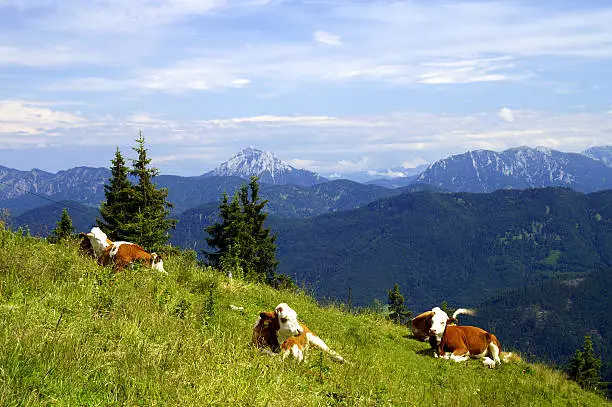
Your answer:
[0,226,608,406]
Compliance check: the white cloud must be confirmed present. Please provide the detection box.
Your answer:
[498,107,515,123]
[0,100,86,136]
[196,115,381,128]
[419,57,521,85]
[313,30,342,46]
[3,100,611,175]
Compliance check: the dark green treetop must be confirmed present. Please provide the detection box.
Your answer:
[127,131,177,251]
[97,147,134,240]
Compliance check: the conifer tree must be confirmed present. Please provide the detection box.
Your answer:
[205,176,280,285]
[567,335,603,392]
[49,208,75,243]
[97,147,133,240]
[205,192,244,269]
[126,131,176,251]
[387,284,411,325]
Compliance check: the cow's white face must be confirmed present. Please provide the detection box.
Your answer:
[150,253,166,273]
[86,227,110,256]
[429,307,450,344]
[275,303,303,343]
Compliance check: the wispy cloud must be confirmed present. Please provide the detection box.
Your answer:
[419,57,524,85]
[313,30,342,46]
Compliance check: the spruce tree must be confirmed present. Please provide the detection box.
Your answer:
[387,284,411,325]
[205,176,280,285]
[127,131,176,251]
[49,208,75,243]
[205,192,244,269]
[567,335,603,392]
[97,147,134,240]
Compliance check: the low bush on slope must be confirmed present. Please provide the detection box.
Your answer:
[0,226,608,406]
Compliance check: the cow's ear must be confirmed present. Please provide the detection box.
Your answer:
[447,317,458,326]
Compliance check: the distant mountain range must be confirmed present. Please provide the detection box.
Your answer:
[2,145,612,220]
[416,146,612,193]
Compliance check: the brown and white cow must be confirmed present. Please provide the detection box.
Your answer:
[436,325,517,368]
[411,307,475,345]
[252,303,345,363]
[98,241,166,273]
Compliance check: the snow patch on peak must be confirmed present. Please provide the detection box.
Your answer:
[206,147,324,186]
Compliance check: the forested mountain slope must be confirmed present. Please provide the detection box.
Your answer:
[269,188,612,308]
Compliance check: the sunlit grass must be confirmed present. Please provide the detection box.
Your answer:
[0,226,608,406]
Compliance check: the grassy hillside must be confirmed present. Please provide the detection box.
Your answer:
[0,226,608,406]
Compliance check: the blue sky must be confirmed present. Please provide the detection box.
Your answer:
[0,0,611,176]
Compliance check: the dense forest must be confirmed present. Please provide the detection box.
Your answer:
[268,188,612,308]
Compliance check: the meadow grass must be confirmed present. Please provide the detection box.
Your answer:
[0,225,609,406]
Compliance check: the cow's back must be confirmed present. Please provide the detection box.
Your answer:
[443,325,497,355]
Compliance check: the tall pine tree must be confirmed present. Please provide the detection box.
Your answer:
[126,131,176,251]
[567,335,603,392]
[97,147,134,240]
[205,176,280,285]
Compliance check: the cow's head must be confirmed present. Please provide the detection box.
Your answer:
[86,227,111,257]
[150,252,166,273]
[254,311,281,350]
[428,307,450,344]
[275,303,303,343]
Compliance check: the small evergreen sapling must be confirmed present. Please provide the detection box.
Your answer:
[387,284,411,325]
[49,208,75,243]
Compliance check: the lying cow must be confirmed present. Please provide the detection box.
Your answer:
[435,325,518,368]
[253,303,345,363]
[411,307,475,345]
[98,241,166,273]
[85,227,166,273]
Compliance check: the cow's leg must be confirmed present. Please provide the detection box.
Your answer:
[282,344,304,362]
[449,349,470,363]
[305,332,345,363]
[482,357,496,368]
[488,342,501,365]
